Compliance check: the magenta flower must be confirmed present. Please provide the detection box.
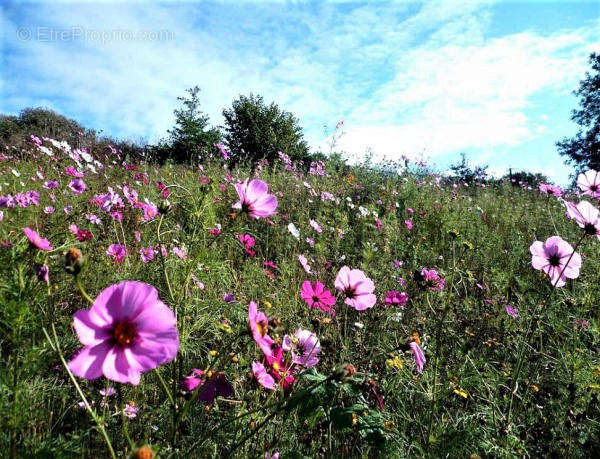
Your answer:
[385,291,409,307]
[36,264,50,284]
[283,329,321,368]
[23,227,53,250]
[215,142,230,160]
[404,219,413,230]
[65,166,84,178]
[68,281,179,385]
[300,280,336,316]
[420,268,445,291]
[539,183,563,197]
[565,201,600,239]
[248,301,275,358]
[506,305,519,319]
[232,179,278,218]
[577,169,600,197]
[69,179,86,195]
[106,244,127,264]
[139,246,155,263]
[334,266,377,310]
[252,361,276,390]
[180,369,234,404]
[530,236,582,287]
[409,341,426,373]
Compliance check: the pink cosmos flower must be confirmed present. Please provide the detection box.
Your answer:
[180,369,234,404]
[577,169,600,197]
[530,236,582,287]
[68,281,179,385]
[44,180,59,189]
[237,233,255,257]
[409,341,426,373]
[107,244,127,263]
[283,329,321,368]
[300,280,336,316]
[404,219,413,230]
[565,200,600,239]
[139,246,155,263]
[23,227,53,250]
[298,254,312,274]
[385,291,409,307]
[232,179,278,218]
[124,403,138,419]
[68,179,86,195]
[252,361,276,390]
[506,305,519,318]
[248,301,275,358]
[309,219,323,233]
[172,246,187,260]
[65,166,84,178]
[539,183,563,197]
[420,268,445,291]
[215,142,230,160]
[334,266,377,310]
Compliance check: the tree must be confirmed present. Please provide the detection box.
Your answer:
[448,153,488,183]
[222,94,310,165]
[557,53,600,176]
[502,170,548,187]
[166,86,221,164]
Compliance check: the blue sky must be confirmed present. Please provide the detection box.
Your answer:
[1,1,599,184]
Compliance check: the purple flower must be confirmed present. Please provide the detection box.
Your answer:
[68,281,179,385]
[107,244,127,263]
[181,369,234,404]
[385,291,409,307]
[223,293,235,303]
[283,329,321,368]
[420,268,445,291]
[23,227,53,250]
[409,341,426,373]
[69,179,86,195]
[505,305,519,318]
[36,264,50,284]
[139,247,155,263]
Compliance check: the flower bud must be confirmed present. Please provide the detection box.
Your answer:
[65,247,85,275]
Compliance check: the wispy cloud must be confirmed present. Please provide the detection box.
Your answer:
[1,1,598,182]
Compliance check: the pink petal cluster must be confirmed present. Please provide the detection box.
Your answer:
[334,266,376,310]
[68,281,179,385]
[530,236,582,287]
[421,268,445,291]
[23,227,53,250]
[232,179,278,219]
[249,302,319,392]
[577,169,600,198]
[107,244,127,263]
[384,291,409,307]
[300,281,336,316]
[565,201,600,239]
[409,341,426,373]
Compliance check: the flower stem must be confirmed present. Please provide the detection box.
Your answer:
[76,277,94,304]
[43,325,116,459]
[154,368,176,408]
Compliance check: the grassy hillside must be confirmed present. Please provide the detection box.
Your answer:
[1,138,599,458]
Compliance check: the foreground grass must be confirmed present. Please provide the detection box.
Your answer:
[1,143,600,458]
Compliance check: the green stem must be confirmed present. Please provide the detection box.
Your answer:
[76,277,94,304]
[155,368,176,408]
[43,325,116,459]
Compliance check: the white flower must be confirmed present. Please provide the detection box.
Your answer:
[11,169,20,177]
[298,254,311,273]
[288,223,300,239]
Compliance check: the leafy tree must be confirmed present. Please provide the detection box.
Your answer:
[448,153,488,183]
[502,170,549,187]
[557,53,600,176]
[222,94,310,165]
[166,86,221,164]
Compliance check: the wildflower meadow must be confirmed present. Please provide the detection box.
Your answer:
[1,134,599,458]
